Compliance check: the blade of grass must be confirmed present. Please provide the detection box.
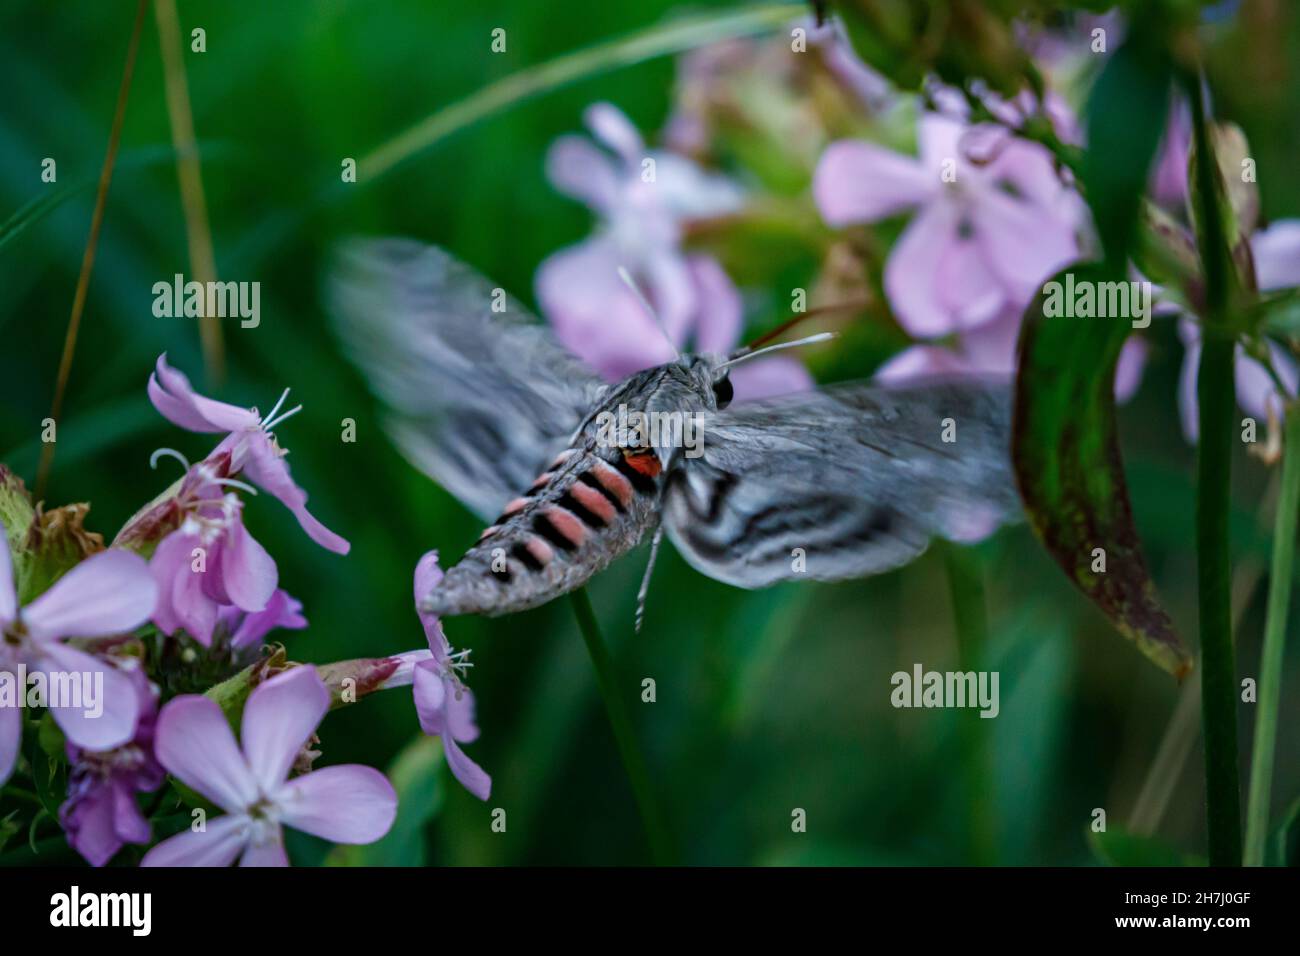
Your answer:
[1244,405,1300,865]
[356,3,804,184]
[34,0,149,500]
[154,0,224,385]
[569,588,675,865]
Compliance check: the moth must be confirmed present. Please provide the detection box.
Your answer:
[328,238,1020,622]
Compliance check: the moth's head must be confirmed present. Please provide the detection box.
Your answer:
[680,331,837,411]
[680,354,734,411]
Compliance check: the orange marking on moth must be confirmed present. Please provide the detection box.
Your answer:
[621,449,662,478]
[567,481,618,524]
[523,535,555,567]
[478,525,500,541]
[549,449,575,469]
[588,460,634,508]
[529,471,554,492]
[501,497,529,516]
[543,506,588,547]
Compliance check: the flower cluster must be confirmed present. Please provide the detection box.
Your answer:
[2,355,491,867]
[533,13,1298,463]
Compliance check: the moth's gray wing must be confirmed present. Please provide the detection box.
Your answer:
[327,238,605,522]
[663,379,1020,588]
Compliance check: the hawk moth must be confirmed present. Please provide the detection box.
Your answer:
[328,238,1020,619]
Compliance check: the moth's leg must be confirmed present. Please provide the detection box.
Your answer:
[634,525,665,634]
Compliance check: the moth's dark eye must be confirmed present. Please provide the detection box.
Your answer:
[712,375,733,409]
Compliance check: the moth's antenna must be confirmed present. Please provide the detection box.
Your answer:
[718,331,836,370]
[618,265,682,362]
[744,298,870,350]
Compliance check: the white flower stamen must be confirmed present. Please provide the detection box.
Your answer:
[149,447,192,472]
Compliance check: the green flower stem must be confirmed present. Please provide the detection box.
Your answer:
[569,588,675,865]
[943,545,996,866]
[1186,72,1242,867]
[1244,407,1300,865]
[1197,334,1241,866]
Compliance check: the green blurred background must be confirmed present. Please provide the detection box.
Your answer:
[1,0,1297,865]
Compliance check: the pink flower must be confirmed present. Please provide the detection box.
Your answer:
[383,552,491,800]
[537,103,810,402]
[1150,99,1192,209]
[59,664,164,867]
[218,589,306,651]
[1177,220,1300,441]
[148,466,277,647]
[876,307,1149,403]
[1,530,156,783]
[142,666,396,866]
[813,101,1081,338]
[149,355,349,555]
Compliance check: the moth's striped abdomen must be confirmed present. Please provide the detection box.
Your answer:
[421,447,664,617]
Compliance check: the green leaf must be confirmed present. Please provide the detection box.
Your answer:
[1089,827,1204,867]
[1013,265,1191,677]
[1255,288,1300,336]
[1081,31,1172,271]
[37,713,64,759]
[326,734,444,867]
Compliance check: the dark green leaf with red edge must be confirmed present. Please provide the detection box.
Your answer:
[1013,265,1191,678]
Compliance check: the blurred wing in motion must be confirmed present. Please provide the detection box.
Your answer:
[664,379,1020,588]
[328,238,606,521]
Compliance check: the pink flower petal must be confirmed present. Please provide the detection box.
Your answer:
[238,834,289,867]
[22,549,157,642]
[874,345,973,383]
[1251,219,1300,292]
[239,436,350,554]
[227,589,306,650]
[537,240,676,379]
[686,256,742,355]
[917,111,967,171]
[958,310,1021,375]
[150,355,260,433]
[1114,338,1148,404]
[141,813,249,867]
[412,662,450,737]
[443,735,492,801]
[584,102,644,167]
[413,668,490,798]
[155,695,258,813]
[813,140,932,226]
[275,765,398,843]
[884,201,962,338]
[413,551,443,610]
[936,234,1007,331]
[149,530,218,645]
[546,134,621,212]
[642,249,697,346]
[443,681,480,745]
[37,643,140,751]
[240,666,330,795]
[1236,343,1299,424]
[0,699,19,786]
[220,520,278,613]
[729,356,814,402]
[1178,325,1202,443]
[975,187,1078,296]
